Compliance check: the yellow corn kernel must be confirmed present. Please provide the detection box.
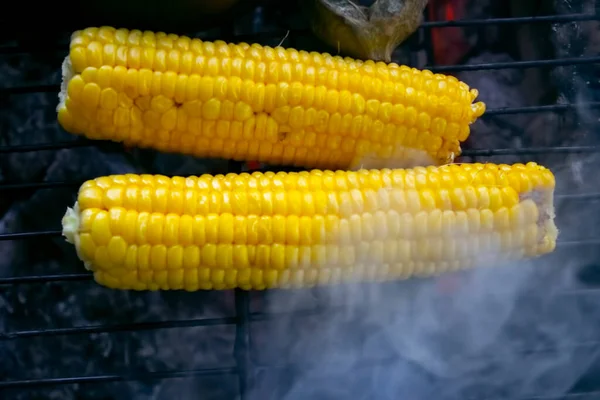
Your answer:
[57,26,486,170]
[62,162,558,291]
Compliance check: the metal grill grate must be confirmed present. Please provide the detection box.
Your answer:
[2,2,600,399]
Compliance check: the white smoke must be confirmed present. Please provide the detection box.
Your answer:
[245,1,600,398]
[249,223,599,398]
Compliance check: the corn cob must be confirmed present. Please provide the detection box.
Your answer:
[57,26,486,170]
[61,162,557,291]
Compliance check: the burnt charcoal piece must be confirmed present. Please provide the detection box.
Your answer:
[552,0,600,130]
[576,264,600,286]
[457,52,529,163]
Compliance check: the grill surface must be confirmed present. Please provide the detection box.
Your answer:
[1,2,600,399]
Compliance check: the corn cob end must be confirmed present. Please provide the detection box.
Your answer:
[57,56,77,133]
[58,56,73,110]
[61,202,93,271]
[471,101,486,122]
[534,189,559,255]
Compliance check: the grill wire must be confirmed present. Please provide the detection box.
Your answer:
[1,2,600,399]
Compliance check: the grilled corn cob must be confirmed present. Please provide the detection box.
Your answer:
[57,26,486,170]
[62,162,557,291]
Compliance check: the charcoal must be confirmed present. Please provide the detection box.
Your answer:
[0,139,237,397]
[0,48,66,184]
[577,263,600,286]
[552,0,600,130]
[456,52,528,163]
[0,51,63,88]
[0,204,29,273]
[151,376,240,400]
[0,104,69,185]
[149,151,231,177]
[462,0,501,50]
[0,147,136,276]
[130,325,236,372]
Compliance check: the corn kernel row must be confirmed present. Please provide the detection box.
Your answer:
[70,27,475,97]
[66,65,474,124]
[77,163,553,216]
[87,233,535,267]
[69,52,477,113]
[82,162,554,193]
[77,182,535,218]
[78,206,540,250]
[94,261,477,291]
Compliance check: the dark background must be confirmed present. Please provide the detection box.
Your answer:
[1,0,600,399]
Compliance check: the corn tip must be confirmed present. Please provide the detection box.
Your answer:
[471,101,486,119]
[61,203,81,243]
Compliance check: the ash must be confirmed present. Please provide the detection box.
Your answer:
[2,2,600,400]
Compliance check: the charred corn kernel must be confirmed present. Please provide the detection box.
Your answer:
[62,162,557,291]
[58,26,486,170]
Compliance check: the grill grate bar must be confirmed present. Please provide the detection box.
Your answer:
[2,141,600,156]
[0,371,598,397]
[463,146,600,156]
[559,239,600,247]
[0,139,111,154]
[485,103,600,115]
[0,181,81,191]
[521,391,600,399]
[0,273,92,284]
[556,193,600,201]
[0,309,327,341]
[422,13,600,27]
[0,230,62,241]
[2,237,600,285]
[0,317,237,340]
[0,102,595,157]
[3,309,600,355]
[1,309,328,341]
[0,191,598,241]
[0,367,238,389]
[428,55,600,72]
[253,338,600,373]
